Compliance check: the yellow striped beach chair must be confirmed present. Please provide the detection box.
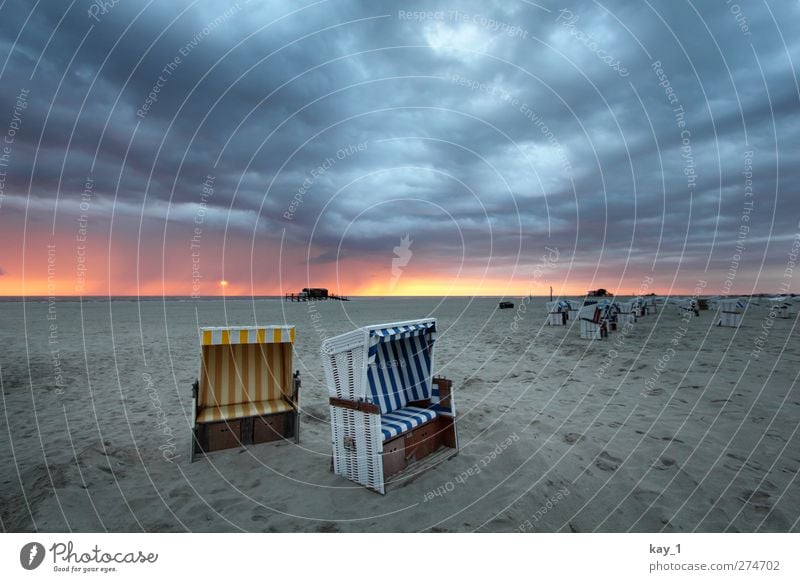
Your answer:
[191,325,300,461]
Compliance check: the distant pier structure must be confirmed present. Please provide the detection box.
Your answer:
[285,287,349,302]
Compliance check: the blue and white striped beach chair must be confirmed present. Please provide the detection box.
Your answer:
[546,300,570,326]
[322,318,458,494]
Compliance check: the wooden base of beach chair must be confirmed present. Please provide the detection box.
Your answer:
[193,410,298,457]
[252,411,298,444]
[203,419,244,451]
[382,416,457,480]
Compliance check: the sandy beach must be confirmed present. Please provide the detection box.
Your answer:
[1,296,798,533]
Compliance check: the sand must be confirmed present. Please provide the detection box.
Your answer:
[1,296,798,532]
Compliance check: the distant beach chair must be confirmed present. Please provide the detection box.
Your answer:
[190,326,300,461]
[645,296,659,315]
[717,298,745,327]
[630,297,644,318]
[566,299,580,320]
[776,303,795,319]
[677,298,699,317]
[579,303,608,339]
[767,297,795,319]
[616,301,636,325]
[546,299,569,326]
[321,318,458,494]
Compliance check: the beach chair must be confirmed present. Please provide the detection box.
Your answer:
[768,297,795,319]
[776,303,795,319]
[717,299,745,327]
[546,300,569,326]
[579,304,608,339]
[566,299,580,320]
[321,318,458,494]
[677,298,699,317]
[616,301,636,326]
[190,325,300,461]
[630,297,644,318]
[645,296,659,315]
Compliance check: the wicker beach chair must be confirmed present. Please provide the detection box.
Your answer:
[776,303,795,319]
[616,301,636,325]
[566,299,580,320]
[717,299,745,327]
[321,318,458,494]
[579,303,608,339]
[676,298,699,317]
[645,296,659,314]
[768,297,795,319]
[631,297,644,318]
[190,325,300,461]
[546,300,569,326]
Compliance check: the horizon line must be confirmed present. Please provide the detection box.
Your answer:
[0,292,792,299]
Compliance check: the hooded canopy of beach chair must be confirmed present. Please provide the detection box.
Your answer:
[201,325,295,346]
[719,298,746,311]
[545,300,569,312]
[366,321,436,413]
[197,325,296,421]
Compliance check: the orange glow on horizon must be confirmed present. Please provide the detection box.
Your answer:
[0,242,758,298]
[0,272,696,297]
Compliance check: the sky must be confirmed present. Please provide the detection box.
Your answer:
[0,0,798,297]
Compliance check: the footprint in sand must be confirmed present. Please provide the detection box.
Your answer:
[563,432,584,444]
[595,451,622,471]
[652,456,677,470]
[738,490,771,511]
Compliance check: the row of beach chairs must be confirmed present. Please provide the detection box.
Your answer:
[190,318,457,494]
[546,296,657,340]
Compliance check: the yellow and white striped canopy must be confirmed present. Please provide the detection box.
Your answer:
[200,325,295,346]
[197,325,296,412]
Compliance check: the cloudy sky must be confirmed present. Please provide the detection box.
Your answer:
[0,0,798,296]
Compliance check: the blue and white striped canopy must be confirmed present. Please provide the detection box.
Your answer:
[366,322,436,414]
[368,322,436,353]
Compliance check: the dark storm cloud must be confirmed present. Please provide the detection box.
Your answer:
[1,0,798,290]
